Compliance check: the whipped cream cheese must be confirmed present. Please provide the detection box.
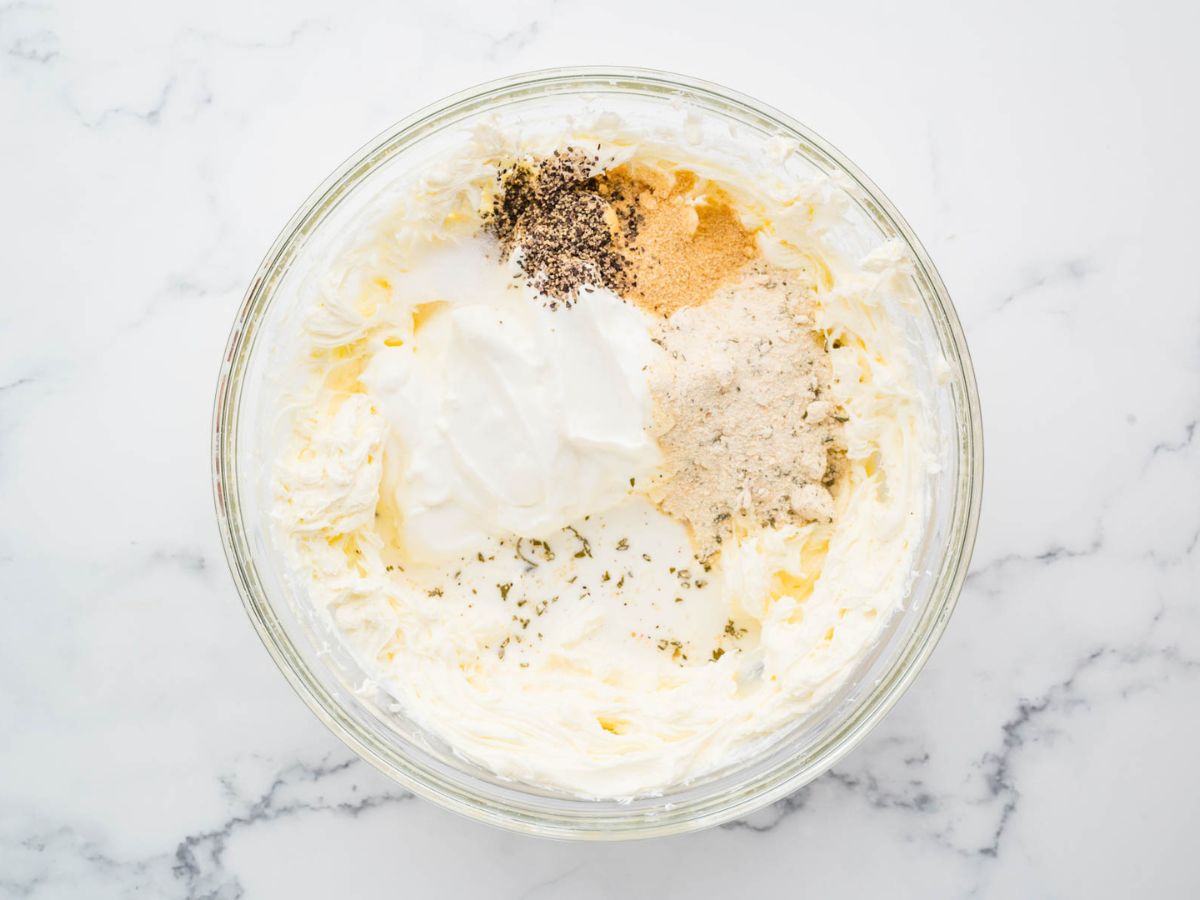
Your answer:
[268,112,932,799]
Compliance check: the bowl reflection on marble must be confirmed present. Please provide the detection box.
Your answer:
[212,67,982,839]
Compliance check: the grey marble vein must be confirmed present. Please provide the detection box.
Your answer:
[1,757,412,900]
[970,256,1096,328]
[719,789,811,832]
[178,19,330,54]
[512,863,588,900]
[484,20,541,63]
[0,377,35,394]
[172,758,412,900]
[6,28,55,63]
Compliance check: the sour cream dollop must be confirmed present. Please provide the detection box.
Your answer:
[360,242,659,563]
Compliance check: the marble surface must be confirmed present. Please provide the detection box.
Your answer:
[2,0,1198,896]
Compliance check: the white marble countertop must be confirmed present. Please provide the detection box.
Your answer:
[2,0,1198,896]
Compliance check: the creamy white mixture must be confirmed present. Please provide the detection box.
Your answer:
[269,116,931,798]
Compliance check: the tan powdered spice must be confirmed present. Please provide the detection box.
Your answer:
[646,263,845,560]
[600,166,758,317]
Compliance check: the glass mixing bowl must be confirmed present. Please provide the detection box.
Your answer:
[212,67,982,839]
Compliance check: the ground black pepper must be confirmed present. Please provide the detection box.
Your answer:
[482,148,640,307]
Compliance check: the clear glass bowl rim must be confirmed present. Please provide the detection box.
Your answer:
[212,65,984,840]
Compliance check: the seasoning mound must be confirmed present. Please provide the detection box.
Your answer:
[647,263,844,560]
[482,148,636,307]
[606,165,759,317]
